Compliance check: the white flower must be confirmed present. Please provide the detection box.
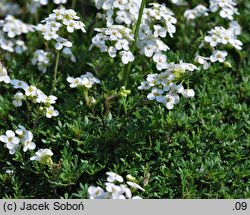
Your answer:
[210,50,228,63]
[25,85,38,97]
[182,89,195,98]
[120,51,135,64]
[127,181,145,191]
[67,77,82,88]
[13,92,24,107]
[32,49,51,73]
[10,79,28,90]
[0,62,10,83]
[195,55,210,70]
[37,94,57,104]
[106,172,124,183]
[105,182,123,194]
[88,186,108,199]
[22,131,36,152]
[30,148,53,164]
[45,106,59,118]
[0,130,20,154]
[162,94,175,110]
[55,37,72,50]
[147,88,164,102]
[184,5,209,20]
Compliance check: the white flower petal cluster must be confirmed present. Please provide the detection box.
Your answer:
[194,55,211,70]
[210,50,228,63]
[0,125,36,154]
[37,8,86,50]
[209,0,239,20]
[184,5,209,20]
[0,15,34,38]
[0,62,10,84]
[30,148,53,165]
[91,25,135,64]
[67,72,100,89]
[137,3,177,70]
[32,49,52,73]
[88,172,144,199]
[204,26,242,50]
[10,79,59,118]
[94,0,142,26]
[0,15,34,53]
[15,125,36,152]
[196,24,243,69]
[0,130,20,154]
[138,62,197,110]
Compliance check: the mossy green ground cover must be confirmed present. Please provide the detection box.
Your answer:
[0,0,249,198]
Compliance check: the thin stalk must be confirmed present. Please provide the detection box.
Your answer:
[51,51,60,94]
[72,0,77,10]
[123,0,146,86]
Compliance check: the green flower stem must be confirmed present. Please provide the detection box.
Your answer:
[72,0,77,10]
[123,0,146,86]
[83,88,91,107]
[51,51,60,94]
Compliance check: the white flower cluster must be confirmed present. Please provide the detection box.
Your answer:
[209,0,239,20]
[138,62,197,110]
[0,125,36,155]
[10,79,59,118]
[0,15,34,38]
[0,62,10,84]
[196,23,242,69]
[0,15,34,53]
[91,25,135,64]
[137,3,177,70]
[37,8,86,50]
[204,25,242,50]
[94,0,142,26]
[184,5,209,20]
[67,72,100,89]
[0,1,21,16]
[32,49,52,73]
[88,172,144,199]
